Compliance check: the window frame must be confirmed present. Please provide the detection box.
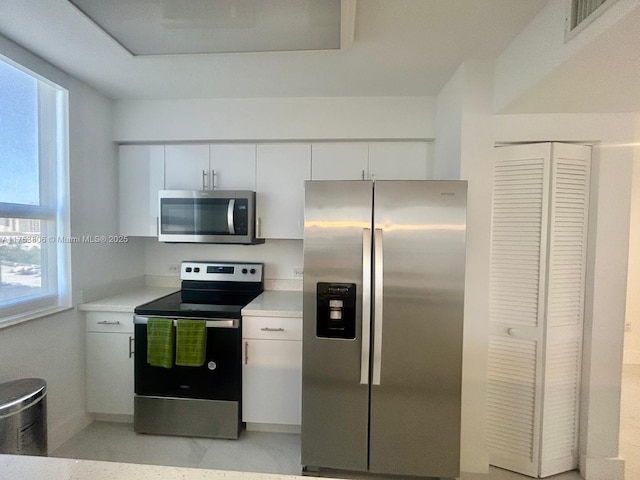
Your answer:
[0,54,71,326]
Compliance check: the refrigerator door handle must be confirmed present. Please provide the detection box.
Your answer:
[373,228,383,386]
[360,228,372,385]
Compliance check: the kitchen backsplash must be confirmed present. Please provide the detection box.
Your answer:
[144,274,301,291]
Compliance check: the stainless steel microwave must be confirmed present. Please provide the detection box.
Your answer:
[158,190,263,244]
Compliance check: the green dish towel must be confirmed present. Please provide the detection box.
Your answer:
[147,317,174,368]
[175,319,207,367]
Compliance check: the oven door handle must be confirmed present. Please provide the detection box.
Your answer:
[134,315,239,328]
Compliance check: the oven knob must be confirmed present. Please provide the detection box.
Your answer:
[242,268,248,274]
[207,361,217,371]
[186,267,192,272]
[250,268,256,274]
[194,267,200,273]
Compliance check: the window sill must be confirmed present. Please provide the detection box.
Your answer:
[0,305,74,331]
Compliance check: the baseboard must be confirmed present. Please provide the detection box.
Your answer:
[579,455,625,480]
[246,423,301,434]
[48,412,93,453]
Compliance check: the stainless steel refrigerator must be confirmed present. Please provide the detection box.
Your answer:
[301,180,467,478]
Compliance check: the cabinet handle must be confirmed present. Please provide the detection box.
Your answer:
[211,169,216,190]
[244,341,249,365]
[129,336,134,358]
[97,320,121,325]
[362,169,365,181]
[156,216,159,236]
[261,327,284,332]
[257,217,262,238]
[202,169,208,190]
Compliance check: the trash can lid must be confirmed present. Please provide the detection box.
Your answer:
[0,378,46,417]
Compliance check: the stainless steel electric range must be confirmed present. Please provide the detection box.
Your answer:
[133,261,263,439]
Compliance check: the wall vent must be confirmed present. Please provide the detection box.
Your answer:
[569,0,614,30]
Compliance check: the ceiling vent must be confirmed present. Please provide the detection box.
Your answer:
[569,0,616,31]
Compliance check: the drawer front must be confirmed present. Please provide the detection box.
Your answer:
[243,316,302,341]
[86,311,135,333]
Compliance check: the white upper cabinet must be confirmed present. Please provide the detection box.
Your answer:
[311,143,369,180]
[368,142,429,180]
[310,141,430,181]
[119,145,164,237]
[164,144,210,190]
[256,143,311,239]
[165,144,256,191]
[209,144,256,190]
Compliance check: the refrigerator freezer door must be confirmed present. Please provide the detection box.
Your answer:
[369,181,467,477]
[301,181,373,471]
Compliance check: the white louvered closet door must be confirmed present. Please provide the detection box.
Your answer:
[488,143,591,478]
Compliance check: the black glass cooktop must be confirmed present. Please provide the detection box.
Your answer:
[134,291,257,319]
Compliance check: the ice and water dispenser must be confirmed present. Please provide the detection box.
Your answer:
[316,283,356,339]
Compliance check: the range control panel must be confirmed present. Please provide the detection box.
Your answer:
[180,261,263,282]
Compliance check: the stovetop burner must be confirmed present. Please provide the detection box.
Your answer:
[135,261,264,319]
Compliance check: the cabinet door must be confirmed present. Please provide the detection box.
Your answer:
[242,339,302,425]
[368,142,429,180]
[256,144,311,239]
[209,144,256,190]
[311,143,369,180]
[165,144,209,190]
[86,332,134,415]
[119,145,164,237]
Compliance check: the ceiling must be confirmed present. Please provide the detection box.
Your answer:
[0,0,546,100]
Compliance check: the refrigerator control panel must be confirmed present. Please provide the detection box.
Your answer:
[316,282,356,339]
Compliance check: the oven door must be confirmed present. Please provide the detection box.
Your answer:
[134,315,241,401]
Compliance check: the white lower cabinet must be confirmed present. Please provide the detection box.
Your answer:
[242,316,302,428]
[85,312,135,416]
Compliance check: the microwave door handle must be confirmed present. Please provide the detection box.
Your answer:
[227,199,236,235]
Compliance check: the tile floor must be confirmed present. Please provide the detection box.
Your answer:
[51,365,640,479]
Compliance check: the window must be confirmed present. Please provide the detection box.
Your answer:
[0,55,70,324]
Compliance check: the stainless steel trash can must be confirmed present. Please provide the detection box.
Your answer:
[0,378,47,456]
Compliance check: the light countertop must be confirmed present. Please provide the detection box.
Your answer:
[78,287,302,317]
[242,291,302,318]
[0,454,334,480]
[78,287,178,313]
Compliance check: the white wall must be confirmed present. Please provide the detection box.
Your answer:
[493,0,640,113]
[434,67,463,180]
[113,96,436,142]
[624,115,640,364]
[144,239,302,283]
[0,34,145,450]
[434,62,494,479]
[493,113,636,480]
